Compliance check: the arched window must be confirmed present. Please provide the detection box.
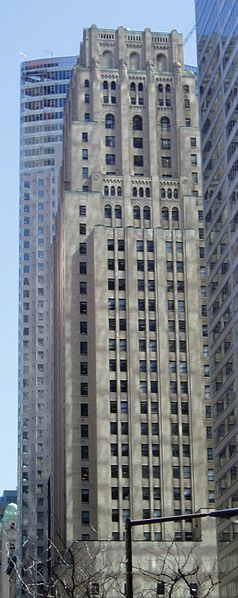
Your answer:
[115,205,122,219]
[132,187,137,198]
[133,206,140,220]
[165,84,171,93]
[157,53,167,72]
[158,83,163,93]
[104,185,109,196]
[104,204,112,218]
[84,79,90,88]
[130,82,136,91]
[111,81,116,90]
[162,207,169,221]
[117,186,122,197]
[161,188,166,198]
[133,115,143,131]
[145,187,150,198]
[161,116,170,132]
[105,114,115,129]
[167,188,172,199]
[172,207,179,221]
[174,188,178,199]
[143,206,150,221]
[102,51,113,68]
[139,187,144,198]
[111,186,115,196]
[130,52,140,71]
[138,82,143,92]
[103,80,109,90]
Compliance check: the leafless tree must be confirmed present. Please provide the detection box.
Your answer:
[10,538,219,597]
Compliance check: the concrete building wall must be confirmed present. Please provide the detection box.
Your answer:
[53,24,216,587]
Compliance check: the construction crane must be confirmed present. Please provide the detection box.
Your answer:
[184,23,196,45]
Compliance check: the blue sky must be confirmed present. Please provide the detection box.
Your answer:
[0,0,196,494]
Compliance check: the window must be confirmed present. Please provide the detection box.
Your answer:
[82,511,90,525]
[134,137,143,148]
[133,115,143,130]
[80,363,88,376]
[190,137,196,147]
[82,148,88,160]
[85,94,90,103]
[185,117,191,127]
[81,446,89,459]
[106,154,116,165]
[110,380,116,392]
[134,155,143,167]
[80,322,87,334]
[191,154,197,165]
[115,205,122,219]
[80,262,87,275]
[80,341,87,355]
[79,223,86,235]
[82,132,88,142]
[161,117,170,132]
[192,172,198,184]
[105,114,115,129]
[162,156,171,168]
[79,242,87,254]
[161,138,171,149]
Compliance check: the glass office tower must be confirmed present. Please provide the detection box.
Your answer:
[18,56,76,593]
[195,1,238,596]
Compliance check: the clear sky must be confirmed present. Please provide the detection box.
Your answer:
[0,0,196,494]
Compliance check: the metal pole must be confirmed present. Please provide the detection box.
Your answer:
[125,517,133,598]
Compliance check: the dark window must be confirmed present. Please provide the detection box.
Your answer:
[133,137,143,148]
[133,115,143,130]
[81,446,89,459]
[105,114,115,129]
[81,424,88,439]
[79,242,87,255]
[80,341,87,355]
[134,155,143,167]
[106,154,116,165]
[80,302,87,314]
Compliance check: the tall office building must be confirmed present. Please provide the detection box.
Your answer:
[18,56,76,589]
[195,1,238,596]
[53,25,217,592]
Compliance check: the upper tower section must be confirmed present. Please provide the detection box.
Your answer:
[78,25,184,71]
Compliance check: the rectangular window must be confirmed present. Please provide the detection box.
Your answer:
[192,172,198,184]
[161,138,171,149]
[106,136,115,147]
[84,113,90,121]
[82,149,88,160]
[82,132,88,142]
[134,155,143,167]
[162,156,171,168]
[190,137,196,147]
[106,154,116,165]
[84,94,90,103]
[191,154,197,165]
[79,224,86,235]
[133,138,143,148]
[80,362,88,376]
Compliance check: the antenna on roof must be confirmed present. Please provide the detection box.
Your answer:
[43,50,54,57]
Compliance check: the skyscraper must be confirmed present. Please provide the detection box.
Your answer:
[195,1,238,595]
[53,25,217,593]
[18,56,76,590]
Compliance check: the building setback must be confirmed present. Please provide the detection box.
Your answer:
[18,56,76,591]
[53,25,217,594]
[195,0,238,596]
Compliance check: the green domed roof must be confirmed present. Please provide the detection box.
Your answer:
[3,503,17,523]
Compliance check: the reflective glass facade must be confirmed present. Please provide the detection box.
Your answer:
[18,56,76,593]
[196,1,238,595]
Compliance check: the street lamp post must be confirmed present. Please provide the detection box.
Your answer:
[125,508,238,598]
